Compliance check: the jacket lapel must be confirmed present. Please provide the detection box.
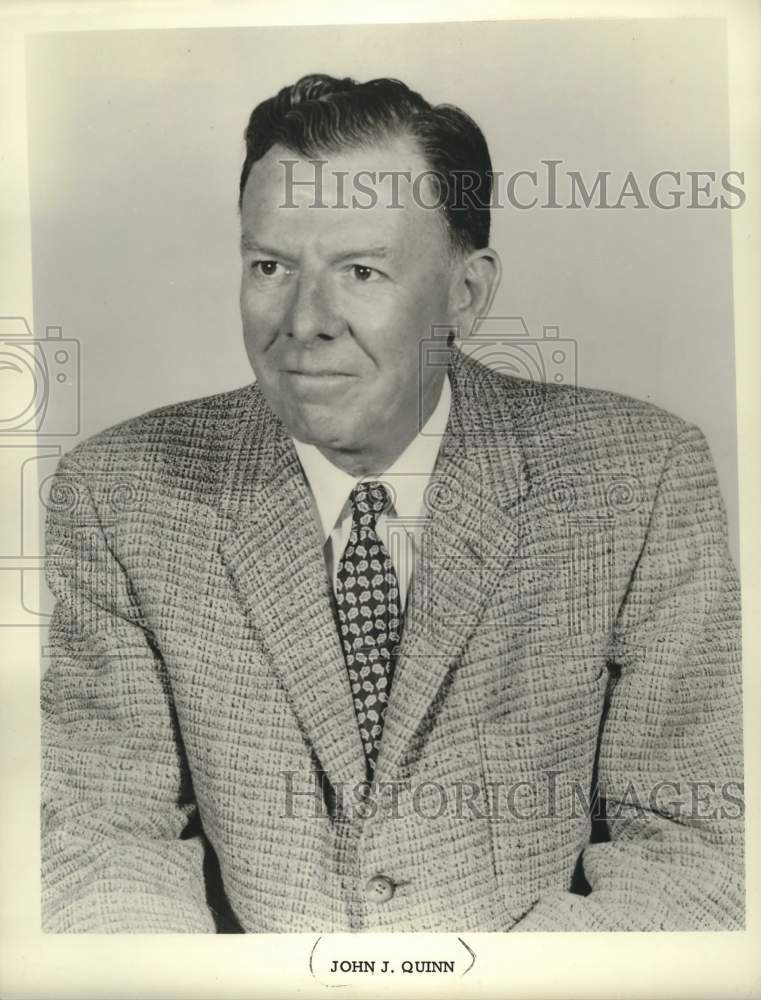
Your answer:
[218,386,368,790]
[375,353,532,782]
[216,354,533,791]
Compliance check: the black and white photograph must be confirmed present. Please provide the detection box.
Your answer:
[1,2,759,997]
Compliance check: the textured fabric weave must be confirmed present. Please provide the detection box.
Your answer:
[335,482,401,776]
[41,349,744,933]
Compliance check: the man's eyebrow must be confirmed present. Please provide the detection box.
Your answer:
[330,245,392,262]
[240,235,283,255]
[240,237,394,261]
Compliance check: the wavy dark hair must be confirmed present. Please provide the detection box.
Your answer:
[239,73,492,253]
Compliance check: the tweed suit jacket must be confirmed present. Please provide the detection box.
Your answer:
[41,350,744,932]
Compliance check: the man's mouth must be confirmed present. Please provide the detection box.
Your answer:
[281,369,359,393]
[282,368,357,379]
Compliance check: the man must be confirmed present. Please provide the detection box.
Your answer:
[42,73,743,932]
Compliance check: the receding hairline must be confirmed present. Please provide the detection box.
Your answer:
[239,132,468,258]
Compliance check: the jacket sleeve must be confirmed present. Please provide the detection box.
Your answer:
[41,449,217,932]
[512,422,744,931]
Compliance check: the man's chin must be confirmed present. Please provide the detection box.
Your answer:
[288,408,363,454]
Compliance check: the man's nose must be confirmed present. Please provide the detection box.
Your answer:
[286,275,342,343]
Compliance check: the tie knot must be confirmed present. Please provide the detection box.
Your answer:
[350,481,390,525]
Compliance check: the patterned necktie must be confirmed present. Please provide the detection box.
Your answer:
[335,481,402,778]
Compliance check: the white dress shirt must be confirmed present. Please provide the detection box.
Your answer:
[293,375,452,609]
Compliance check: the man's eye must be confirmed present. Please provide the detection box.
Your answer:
[252,260,283,277]
[350,264,378,282]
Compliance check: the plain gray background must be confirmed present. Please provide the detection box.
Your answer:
[25,18,739,559]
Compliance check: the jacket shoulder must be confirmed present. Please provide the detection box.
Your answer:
[456,354,700,489]
[472,359,693,454]
[57,384,259,473]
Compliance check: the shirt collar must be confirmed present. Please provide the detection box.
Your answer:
[293,374,452,542]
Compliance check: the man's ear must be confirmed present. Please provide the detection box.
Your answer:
[449,247,502,337]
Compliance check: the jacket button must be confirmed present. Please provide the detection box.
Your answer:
[365,875,395,903]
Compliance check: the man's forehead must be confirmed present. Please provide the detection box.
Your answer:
[253,134,427,177]
[244,135,430,208]
[240,200,413,260]
[240,137,448,254]
[240,212,400,257]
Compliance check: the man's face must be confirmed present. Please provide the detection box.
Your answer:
[239,136,460,472]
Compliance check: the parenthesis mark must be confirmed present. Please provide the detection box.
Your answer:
[307,937,349,990]
[308,935,321,978]
[458,936,476,975]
